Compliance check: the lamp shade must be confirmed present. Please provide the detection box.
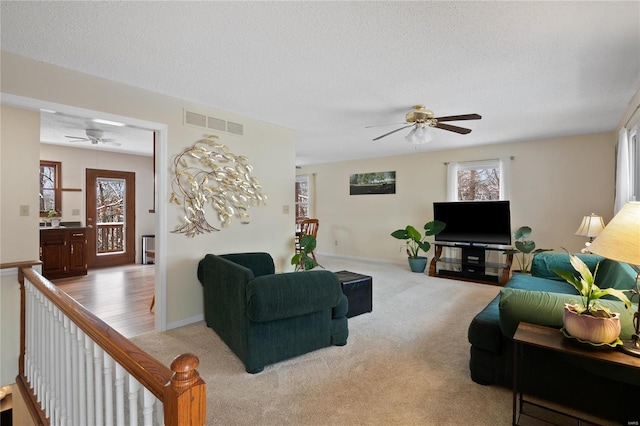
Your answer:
[574,213,605,238]
[588,202,640,266]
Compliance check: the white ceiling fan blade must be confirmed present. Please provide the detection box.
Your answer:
[101,140,121,146]
[65,135,90,140]
[365,123,405,129]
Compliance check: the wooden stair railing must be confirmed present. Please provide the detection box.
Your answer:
[15,266,206,425]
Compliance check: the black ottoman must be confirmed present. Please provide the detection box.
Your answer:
[334,270,373,318]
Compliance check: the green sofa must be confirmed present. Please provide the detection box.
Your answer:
[467,252,639,421]
[197,252,349,373]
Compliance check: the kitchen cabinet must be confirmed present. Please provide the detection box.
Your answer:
[40,228,87,279]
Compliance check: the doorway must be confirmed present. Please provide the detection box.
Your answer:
[2,93,168,330]
[86,168,136,268]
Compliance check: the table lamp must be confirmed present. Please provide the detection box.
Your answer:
[575,213,605,243]
[588,202,640,357]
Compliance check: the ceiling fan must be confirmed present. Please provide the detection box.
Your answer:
[65,129,121,146]
[371,105,481,142]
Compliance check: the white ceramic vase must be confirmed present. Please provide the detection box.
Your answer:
[562,303,621,344]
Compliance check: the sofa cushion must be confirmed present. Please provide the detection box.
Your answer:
[505,273,579,295]
[530,252,603,280]
[220,252,275,278]
[498,287,636,339]
[246,270,341,322]
[594,258,638,291]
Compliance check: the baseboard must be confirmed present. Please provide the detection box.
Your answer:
[166,313,204,331]
[316,252,405,267]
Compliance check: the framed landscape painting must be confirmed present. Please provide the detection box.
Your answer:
[349,171,396,195]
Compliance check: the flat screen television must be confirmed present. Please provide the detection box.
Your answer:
[433,200,511,245]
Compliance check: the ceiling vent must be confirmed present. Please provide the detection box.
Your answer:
[184,109,243,136]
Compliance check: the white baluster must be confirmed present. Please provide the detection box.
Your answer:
[128,376,140,426]
[76,328,87,426]
[70,322,80,423]
[155,400,164,426]
[115,364,125,426]
[52,306,60,423]
[52,307,63,426]
[61,316,72,424]
[44,297,53,417]
[31,293,42,402]
[85,334,95,424]
[104,353,114,426]
[24,281,34,385]
[40,292,48,404]
[142,387,155,426]
[94,345,104,426]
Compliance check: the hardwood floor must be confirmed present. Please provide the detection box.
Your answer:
[52,264,155,338]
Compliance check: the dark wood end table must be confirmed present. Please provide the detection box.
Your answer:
[512,322,640,425]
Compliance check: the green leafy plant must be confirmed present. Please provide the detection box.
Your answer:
[391,220,446,258]
[553,250,631,317]
[47,209,58,218]
[503,226,552,273]
[291,234,322,271]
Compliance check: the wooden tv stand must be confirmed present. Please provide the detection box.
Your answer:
[428,242,513,286]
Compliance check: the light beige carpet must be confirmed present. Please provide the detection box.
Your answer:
[132,255,514,425]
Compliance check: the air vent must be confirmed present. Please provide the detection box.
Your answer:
[226,121,244,136]
[207,117,226,131]
[184,111,207,128]
[183,109,243,137]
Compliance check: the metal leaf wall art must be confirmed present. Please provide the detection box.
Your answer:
[169,135,267,237]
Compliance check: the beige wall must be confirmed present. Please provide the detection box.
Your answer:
[1,106,41,262]
[298,132,617,264]
[0,51,296,385]
[39,144,155,263]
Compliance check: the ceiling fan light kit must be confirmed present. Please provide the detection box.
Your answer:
[404,123,433,145]
[372,104,482,143]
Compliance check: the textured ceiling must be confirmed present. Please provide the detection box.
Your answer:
[1,1,639,164]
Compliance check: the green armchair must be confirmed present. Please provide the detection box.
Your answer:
[197,252,349,373]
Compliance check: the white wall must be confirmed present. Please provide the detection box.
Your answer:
[39,144,155,263]
[298,132,617,264]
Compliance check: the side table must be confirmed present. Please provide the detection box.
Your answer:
[513,322,640,425]
[334,270,373,318]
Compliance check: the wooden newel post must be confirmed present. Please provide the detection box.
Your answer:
[164,353,206,426]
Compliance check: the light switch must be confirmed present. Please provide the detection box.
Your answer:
[19,205,29,216]
[282,205,290,214]
[72,209,80,216]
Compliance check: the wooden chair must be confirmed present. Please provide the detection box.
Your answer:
[296,218,319,260]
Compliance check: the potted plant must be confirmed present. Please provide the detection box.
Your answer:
[47,209,61,227]
[553,251,631,345]
[391,220,446,272]
[502,226,551,273]
[291,234,322,271]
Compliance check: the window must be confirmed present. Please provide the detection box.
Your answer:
[295,175,310,218]
[629,125,639,202]
[617,123,639,211]
[447,158,510,201]
[39,160,61,217]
